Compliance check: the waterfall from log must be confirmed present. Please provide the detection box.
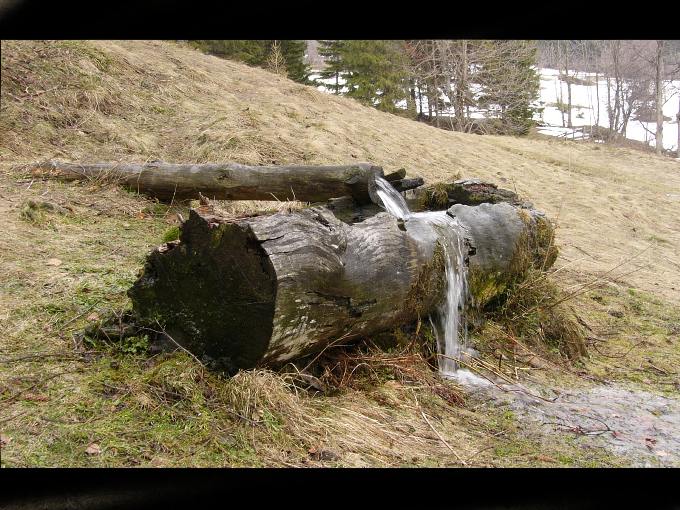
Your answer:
[374,177,469,377]
[375,175,411,219]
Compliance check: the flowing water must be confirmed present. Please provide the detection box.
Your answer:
[374,177,469,378]
[373,175,411,220]
[376,178,680,466]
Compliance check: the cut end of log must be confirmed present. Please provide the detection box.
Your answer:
[128,210,278,373]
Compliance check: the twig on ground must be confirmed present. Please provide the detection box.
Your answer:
[0,410,30,424]
[139,321,206,368]
[589,338,646,360]
[412,390,467,466]
[0,369,80,404]
[0,351,89,364]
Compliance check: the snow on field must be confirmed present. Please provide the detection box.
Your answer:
[538,68,680,151]
[310,69,680,152]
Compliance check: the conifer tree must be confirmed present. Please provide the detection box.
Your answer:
[317,40,346,94]
[189,40,268,66]
[276,40,309,84]
[476,40,540,135]
[190,40,309,84]
[340,40,409,113]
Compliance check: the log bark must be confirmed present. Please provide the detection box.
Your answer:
[405,178,528,210]
[30,160,423,204]
[128,201,556,372]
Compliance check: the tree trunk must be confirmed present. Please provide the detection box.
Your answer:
[567,80,573,129]
[594,70,600,131]
[128,202,556,372]
[565,49,573,129]
[30,160,423,204]
[558,78,566,128]
[405,178,523,210]
[655,40,665,155]
[677,99,680,158]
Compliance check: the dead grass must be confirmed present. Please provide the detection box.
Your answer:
[0,172,626,467]
[3,39,678,306]
[486,269,588,360]
[0,40,678,468]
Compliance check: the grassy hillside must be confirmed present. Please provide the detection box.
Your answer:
[1,40,679,468]
[3,40,678,303]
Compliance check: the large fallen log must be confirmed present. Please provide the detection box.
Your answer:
[128,201,556,373]
[29,160,423,204]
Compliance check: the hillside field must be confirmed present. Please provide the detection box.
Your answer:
[1,40,679,468]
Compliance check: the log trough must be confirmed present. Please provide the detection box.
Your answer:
[125,175,556,373]
[39,159,556,372]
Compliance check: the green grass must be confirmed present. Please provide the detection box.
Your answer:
[3,172,677,468]
[578,285,680,396]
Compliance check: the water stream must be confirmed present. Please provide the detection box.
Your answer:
[374,176,469,378]
[375,178,680,466]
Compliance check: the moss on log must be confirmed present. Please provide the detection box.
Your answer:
[128,200,557,372]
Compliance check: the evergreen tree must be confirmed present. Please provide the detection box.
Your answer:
[476,40,540,135]
[189,40,268,66]
[317,40,346,94]
[340,40,409,113]
[276,40,309,84]
[189,40,309,84]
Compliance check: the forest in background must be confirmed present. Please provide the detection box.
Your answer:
[191,40,680,154]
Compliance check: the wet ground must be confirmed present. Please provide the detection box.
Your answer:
[456,369,680,467]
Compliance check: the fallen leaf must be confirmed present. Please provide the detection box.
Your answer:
[533,454,557,463]
[46,258,62,267]
[0,434,10,447]
[85,443,101,455]
[23,393,49,402]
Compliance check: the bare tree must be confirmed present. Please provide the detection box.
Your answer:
[655,40,665,154]
[266,40,287,76]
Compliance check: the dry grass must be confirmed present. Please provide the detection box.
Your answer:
[0,40,677,468]
[3,39,678,306]
[0,171,625,467]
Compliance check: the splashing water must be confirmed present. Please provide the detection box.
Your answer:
[373,176,470,378]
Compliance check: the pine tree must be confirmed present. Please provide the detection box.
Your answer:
[189,40,309,84]
[476,40,540,135]
[189,40,268,66]
[317,40,345,94]
[340,40,409,113]
[275,40,309,84]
